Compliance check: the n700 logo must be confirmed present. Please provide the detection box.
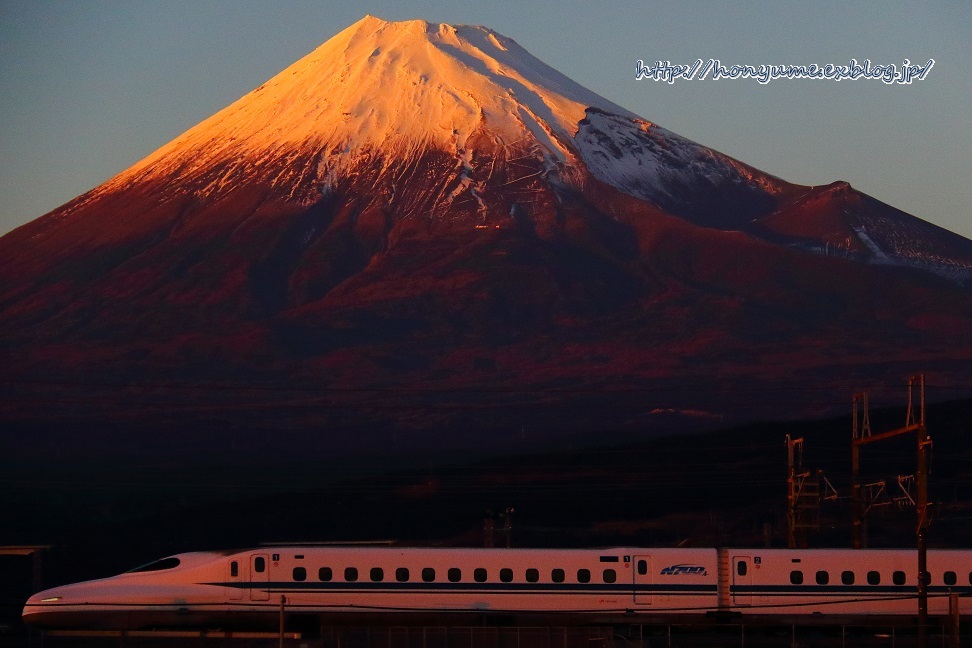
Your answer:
[659,564,707,576]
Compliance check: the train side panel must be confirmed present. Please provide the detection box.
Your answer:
[225,547,722,616]
[636,549,718,613]
[728,549,971,616]
[255,548,628,613]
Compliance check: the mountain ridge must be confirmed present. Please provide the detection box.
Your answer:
[2,16,972,455]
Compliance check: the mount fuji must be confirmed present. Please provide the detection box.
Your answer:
[3,16,972,460]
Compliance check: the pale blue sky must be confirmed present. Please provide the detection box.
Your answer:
[1,1,969,238]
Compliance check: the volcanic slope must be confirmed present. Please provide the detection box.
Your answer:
[2,16,972,457]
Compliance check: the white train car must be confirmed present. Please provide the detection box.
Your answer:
[22,547,717,628]
[22,546,971,630]
[724,548,970,616]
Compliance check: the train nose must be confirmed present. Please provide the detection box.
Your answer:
[23,586,72,628]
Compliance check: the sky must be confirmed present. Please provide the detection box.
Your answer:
[1,1,969,239]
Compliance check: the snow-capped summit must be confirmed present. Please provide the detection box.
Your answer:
[90,14,787,233]
[103,16,634,201]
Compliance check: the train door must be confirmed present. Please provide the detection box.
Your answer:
[250,554,270,601]
[633,555,652,605]
[732,556,751,605]
[228,559,242,600]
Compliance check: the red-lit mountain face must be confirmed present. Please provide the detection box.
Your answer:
[2,16,972,458]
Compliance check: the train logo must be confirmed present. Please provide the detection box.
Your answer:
[659,564,707,576]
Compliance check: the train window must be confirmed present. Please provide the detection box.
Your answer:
[603,569,617,583]
[737,561,748,577]
[552,568,565,583]
[500,568,514,583]
[841,571,854,585]
[944,571,957,586]
[474,568,487,583]
[422,568,436,583]
[128,557,182,573]
[969,572,972,586]
[922,571,931,585]
[370,567,384,582]
[230,561,239,578]
[293,567,306,582]
[867,571,880,585]
[448,568,462,583]
[526,568,539,583]
[396,568,409,582]
[254,557,266,573]
[815,571,828,585]
[893,571,906,585]
[344,567,358,582]
[790,571,803,585]
[637,560,648,576]
[577,569,591,584]
[319,567,332,582]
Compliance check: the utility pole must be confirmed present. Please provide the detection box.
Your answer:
[851,392,870,549]
[483,512,495,548]
[850,375,931,648]
[499,507,514,548]
[910,375,931,648]
[787,434,801,549]
[786,435,822,548]
[949,592,961,648]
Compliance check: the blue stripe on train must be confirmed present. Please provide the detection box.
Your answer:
[212,581,717,594]
[210,581,971,597]
[731,584,972,595]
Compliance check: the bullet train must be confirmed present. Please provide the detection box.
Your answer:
[23,546,971,629]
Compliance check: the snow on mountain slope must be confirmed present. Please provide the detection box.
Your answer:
[78,15,776,222]
[95,17,604,200]
[575,110,791,228]
[852,206,972,283]
[756,181,972,284]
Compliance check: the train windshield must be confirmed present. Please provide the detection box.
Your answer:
[126,557,181,573]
